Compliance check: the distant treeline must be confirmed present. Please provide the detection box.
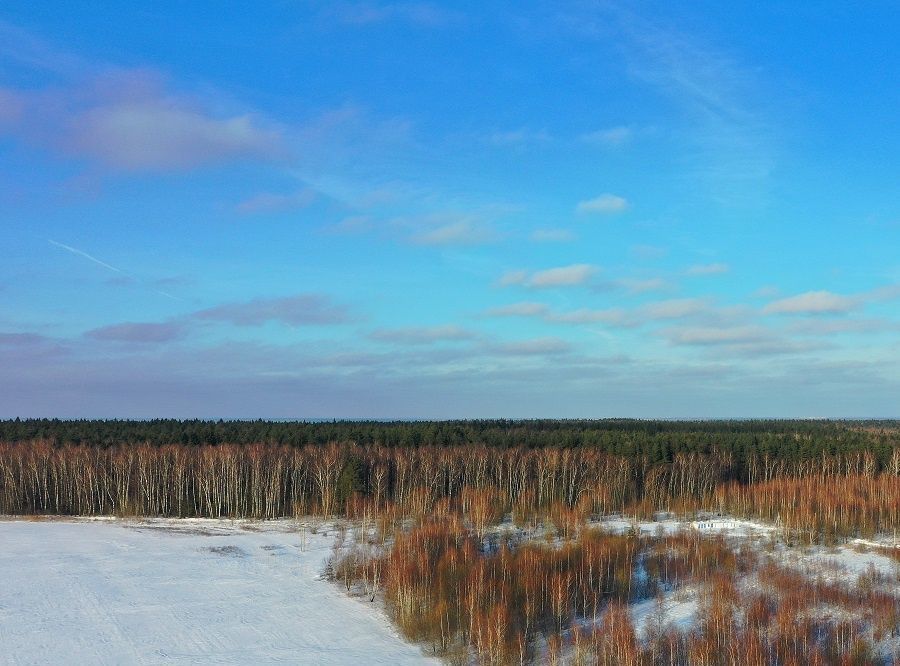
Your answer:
[1,418,899,473]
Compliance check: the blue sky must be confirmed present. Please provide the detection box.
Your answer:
[1,1,899,418]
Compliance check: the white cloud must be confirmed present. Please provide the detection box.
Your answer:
[487,293,734,330]
[576,193,628,214]
[580,125,632,147]
[686,262,729,276]
[499,270,529,287]
[410,220,497,246]
[503,264,597,289]
[69,99,280,171]
[659,325,821,357]
[764,291,858,315]
[499,265,597,289]
[1,68,282,172]
[531,264,597,287]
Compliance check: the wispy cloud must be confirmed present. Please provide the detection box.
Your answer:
[639,297,714,320]
[617,277,670,294]
[686,262,729,276]
[490,337,572,356]
[547,308,627,325]
[0,19,89,76]
[326,215,374,235]
[530,228,575,242]
[324,2,462,27]
[483,301,623,326]
[236,189,317,215]
[788,318,900,336]
[485,295,721,330]
[580,125,633,147]
[661,324,769,346]
[869,284,900,303]
[0,88,25,126]
[599,4,775,200]
[631,244,668,260]
[0,332,50,346]
[488,128,551,147]
[193,294,353,327]
[484,302,549,317]
[752,285,780,299]
[658,324,822,358]
[576,193,628,214]
[86,322,185,343]
[369,325,476,344]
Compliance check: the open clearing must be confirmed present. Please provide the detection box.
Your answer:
[0,518,435,665]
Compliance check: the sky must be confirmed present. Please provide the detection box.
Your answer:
[1,1,899,418]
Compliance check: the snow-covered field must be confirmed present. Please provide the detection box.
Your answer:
[2,515,897,664]
[0,517,436,665]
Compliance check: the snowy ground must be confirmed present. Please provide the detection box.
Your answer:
[0,517,436,665]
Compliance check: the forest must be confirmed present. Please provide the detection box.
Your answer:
[2,418,899,467]
[2,419,899,535]
[2,419,898,663]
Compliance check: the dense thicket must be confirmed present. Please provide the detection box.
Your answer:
[2,418,898,474]
[330,521,899,664]
[333,519,640,663]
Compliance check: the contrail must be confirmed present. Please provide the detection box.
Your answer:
[48,239,186,301]
[49,239,124,274]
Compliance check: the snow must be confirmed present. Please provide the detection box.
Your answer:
[774,542,900,581]
[0,517,436,665]
[591,514,899,642]
[630,592,699,638]
[592,514,775,538]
